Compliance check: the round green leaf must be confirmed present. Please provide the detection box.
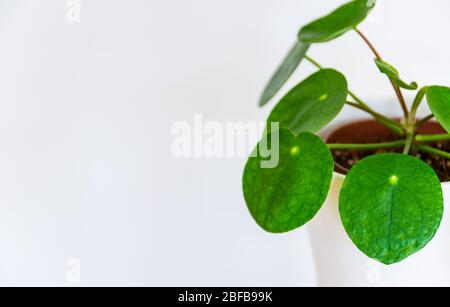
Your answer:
[375,59,418,90]
[267,69,348,135]
[243,129,334,233]
[299,0,376,43]
[259,41,311,107]
[339,154,443,265]
[427,86,450,133]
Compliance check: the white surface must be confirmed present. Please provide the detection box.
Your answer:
[0,0,449,286]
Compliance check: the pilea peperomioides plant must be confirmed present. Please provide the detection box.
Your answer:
[243,0,450,265]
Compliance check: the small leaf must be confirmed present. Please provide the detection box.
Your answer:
[267,69,348,135]
[299,0,376,43]
[259,41,310,107]
[243,129,334,233]
[375,59,418,90]
[427,86,450,133]
[339,154,443,265]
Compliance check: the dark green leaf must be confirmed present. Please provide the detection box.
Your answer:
[427,86,450,133]
[339,154,443,265]
[259,41,310,107]
[267,69,348,135]
[375,59,418,90]
[243,129,334,233]
[299,0,376,43]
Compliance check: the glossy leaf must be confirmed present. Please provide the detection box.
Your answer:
[375,59,418,90]
[267,69,348,135]
[427,86,450,133]
[299,0,376,43]
[243,129,334,233]
[259,41,310,107]
[339,154,443,265]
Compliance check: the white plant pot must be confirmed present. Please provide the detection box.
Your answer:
[309,122,450,287]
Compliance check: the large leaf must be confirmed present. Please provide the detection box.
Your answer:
[339,154,443,265]
[375,59,418,90]
[267,69,348,135]
[243,129,334,233]
[427,86,450,133]
[299,0,376,43]
[259,41,310,107]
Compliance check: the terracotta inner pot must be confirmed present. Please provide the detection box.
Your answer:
[326,119,450,182]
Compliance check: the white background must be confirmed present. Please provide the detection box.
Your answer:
[0,0,449,286]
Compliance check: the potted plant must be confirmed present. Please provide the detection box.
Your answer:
[243,0,450,286]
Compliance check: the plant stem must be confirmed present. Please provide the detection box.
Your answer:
[416,114,434,127]
[391,83,409,118]
[354,28,410,118]
[346,101,404,135]
[305,55,323,69]
[348,91,370,109]
[328,140,406,151]
[416,134,450,142]
[417,145,450,159]
[354,28,383,59]
[403,132,414,154]
[410,86,429,120]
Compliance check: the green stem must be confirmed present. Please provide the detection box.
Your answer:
[354,28,409,118]
[328,140,406,151]
[416,114,434,127]
[305,55,323,69]
[416,134,450,142]
[348,91,370,109]
[417,145,450,159]
[403,132,414,154]
[346,101,404,135]
[410,86,429,120]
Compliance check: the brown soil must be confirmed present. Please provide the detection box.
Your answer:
[327,119,450,182]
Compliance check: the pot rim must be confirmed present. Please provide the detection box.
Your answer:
[324,118,450,187]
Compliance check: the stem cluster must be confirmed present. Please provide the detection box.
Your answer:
[310,29,449,159]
